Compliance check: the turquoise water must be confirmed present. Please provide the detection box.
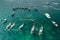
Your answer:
[0,0,60,40]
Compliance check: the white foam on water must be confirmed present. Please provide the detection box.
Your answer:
[53,2,59,5]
